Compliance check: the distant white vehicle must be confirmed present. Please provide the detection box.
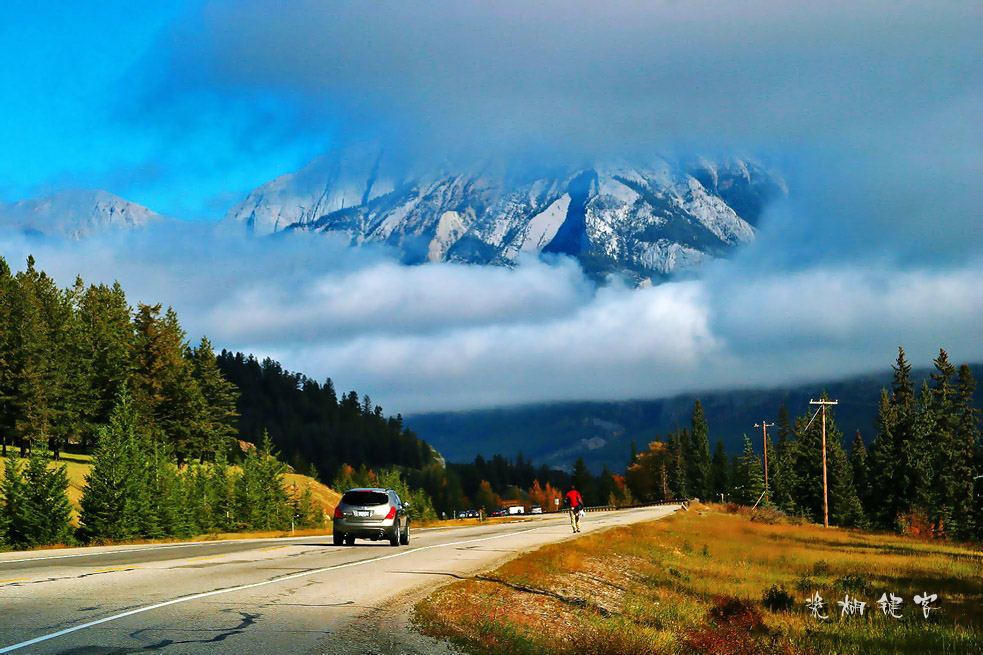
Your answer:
[530,505,543,514]
[507,506,525,515]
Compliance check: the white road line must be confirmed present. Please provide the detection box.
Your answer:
[0,535,331,564]
[0,525,551,654]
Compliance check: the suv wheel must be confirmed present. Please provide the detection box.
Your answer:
[333,533,343,546]
[400,523,409,545]
[389,520,401,547]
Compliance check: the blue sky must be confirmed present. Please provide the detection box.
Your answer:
[0,1,331,219]
[0,2,979,412]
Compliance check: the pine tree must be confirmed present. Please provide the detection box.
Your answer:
[75,282,133,453]
[790,395,864,526]
[0,457,30,547]
[771,405,796,513]
[850,431,871,515]
[868,347,917,529]
[708,439,729,502]
[21,448,74,547]
[665,429,688,498]
[0,257,17,458]
[923,350,975,538]
[79,391,147,541]
[687,400,711,500]
[130,304,202,465]
[954,365,981,539]
[732,435,765,506]
[187,337,239,463]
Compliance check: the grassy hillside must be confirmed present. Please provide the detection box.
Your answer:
[0,452,339,528]
[407,364,983,472]
[416,505,983,654]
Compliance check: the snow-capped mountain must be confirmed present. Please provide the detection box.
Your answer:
[0,190,163,240]
[224,147,785,281]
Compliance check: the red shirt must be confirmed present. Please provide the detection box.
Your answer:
[564,489,583,508]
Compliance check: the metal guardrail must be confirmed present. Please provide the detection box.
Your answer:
[582,499,687,513]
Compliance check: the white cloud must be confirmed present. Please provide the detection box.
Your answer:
[4,226,979,414]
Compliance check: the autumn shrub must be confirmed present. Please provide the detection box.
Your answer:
[834,572,871,595]
[762,584,796,612]
[724,503,741,514]
[708,596,766,632]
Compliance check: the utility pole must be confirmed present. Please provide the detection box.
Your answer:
[809,399,838,528]
[754,421,774,500]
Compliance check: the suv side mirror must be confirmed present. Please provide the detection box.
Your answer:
[403,500,411,508]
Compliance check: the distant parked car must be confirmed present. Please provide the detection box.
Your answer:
[457,509,479,519]
[333,487,409,547]
[530,505,543,514]
[490,508,508,517]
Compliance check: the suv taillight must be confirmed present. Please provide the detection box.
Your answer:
[333,507,343,519]
[385,506,397,520]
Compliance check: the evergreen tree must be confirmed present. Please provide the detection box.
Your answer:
[75,282,133,453]
[571,456,596,505]
[732,435,765,506]
[867,347,917,529]
[850,431,871,515]
[187,337,239,462]
[687,400,712,500]
[20,448,74,547]
[131,304,201,465]
[665,429,688,498]
[0,257,15,458]
[708,439,729,502]
[0,457,30,547]
[954,365,981,539]
[771,405,796,513]
[789,395,864,526]
[79,391,148,541]
[923,350,975,538]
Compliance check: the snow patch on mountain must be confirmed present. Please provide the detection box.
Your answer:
[222,148,785,283]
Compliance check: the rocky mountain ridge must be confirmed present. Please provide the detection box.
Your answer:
[223,149,785,282]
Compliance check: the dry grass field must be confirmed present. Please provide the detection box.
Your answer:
[414,504,983,655]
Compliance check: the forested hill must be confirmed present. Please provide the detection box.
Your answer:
[216,351,438,479]
[406,364,983,473]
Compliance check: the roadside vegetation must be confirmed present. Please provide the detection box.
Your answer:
[415,505,983,655]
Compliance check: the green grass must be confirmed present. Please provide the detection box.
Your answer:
[413,505,983,655]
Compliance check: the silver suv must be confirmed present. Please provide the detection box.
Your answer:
[333,488,410,546]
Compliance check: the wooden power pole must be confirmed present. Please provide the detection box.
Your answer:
[754,421,774,500]
[809,399,838,528]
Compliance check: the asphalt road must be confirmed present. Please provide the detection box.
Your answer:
[0,505,680,654]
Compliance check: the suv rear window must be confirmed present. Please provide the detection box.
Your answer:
[342,490,389,506]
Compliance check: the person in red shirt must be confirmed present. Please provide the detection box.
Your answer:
[563,486,585,533]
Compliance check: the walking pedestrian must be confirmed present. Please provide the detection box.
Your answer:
[563,485,585,533]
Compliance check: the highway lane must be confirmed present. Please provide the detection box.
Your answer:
[0,505,680,654]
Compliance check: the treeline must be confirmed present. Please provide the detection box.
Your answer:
[626,348,982,540]
[0,255,322,549]
[216,351,437,479]
[0,255,237,464]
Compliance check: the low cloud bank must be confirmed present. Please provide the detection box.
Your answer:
[3,225,979,413]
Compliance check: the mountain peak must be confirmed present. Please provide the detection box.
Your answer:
[0,189,163,239]
[223,149,785,283]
